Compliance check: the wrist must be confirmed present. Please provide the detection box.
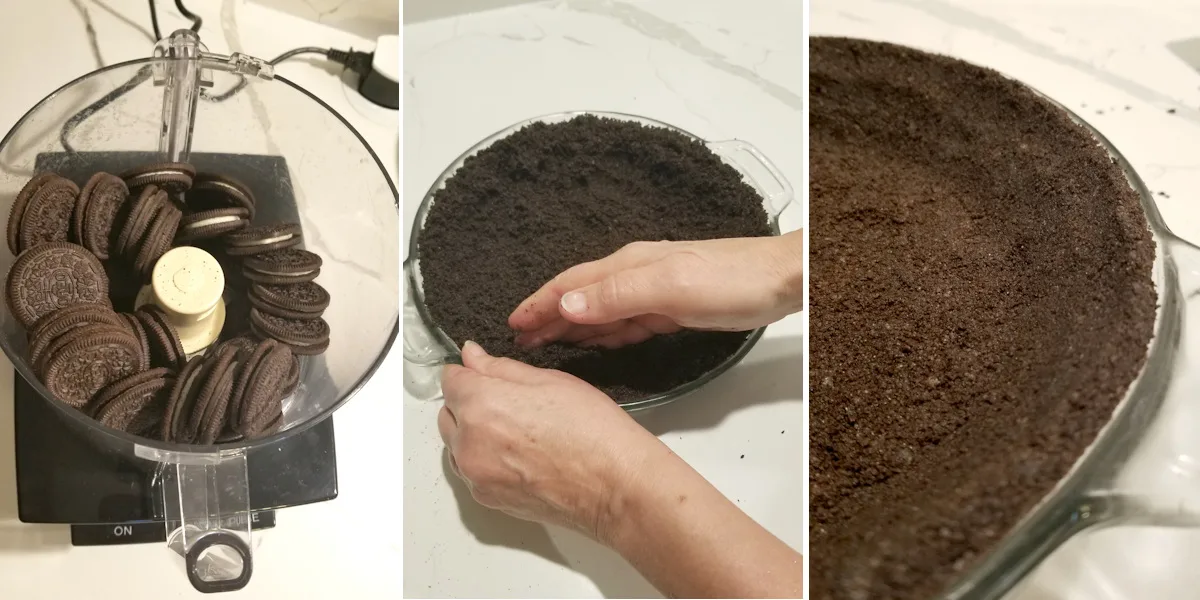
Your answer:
[594,436,677,549]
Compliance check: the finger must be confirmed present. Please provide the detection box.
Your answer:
[461,340,554,384]
[448,452,463,479]
[560,321,627,343]
[632,313,684,335]
[559,263,679,325]
[513,317,573,348]
[441,363,490,411]
[508,242,671,331]
[437,405,458,447]
[580,321,657,349]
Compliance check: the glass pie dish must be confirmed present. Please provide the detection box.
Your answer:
[401,110,794,411]
[0,30,398,593]
[916,90,1200,598]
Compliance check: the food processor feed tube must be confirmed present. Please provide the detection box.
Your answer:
[140,29,267,593]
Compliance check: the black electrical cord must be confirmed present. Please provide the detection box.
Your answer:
[149,0,201,41]
[60,0,373,151]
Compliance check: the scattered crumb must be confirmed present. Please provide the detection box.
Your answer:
[1096,110,1105,115]
[740,454,745,459]
[1124,106,1131,111]
[1158,191,1171,198]
[1168,108,1177,114]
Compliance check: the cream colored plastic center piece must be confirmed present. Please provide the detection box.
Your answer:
[142,246,227,356]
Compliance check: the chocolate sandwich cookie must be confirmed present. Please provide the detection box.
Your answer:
[95,376,173,436]
[242,248,322,284]
[249,281,329,319]
[162,356,205,442]
[249,308,329,355]
[225,223,302,256]
[280,355,300,397]
[8,173,58,254]
[17,175,80,253]
[227,339,291,434]
[6,242,109,328]
[42,325,142,408]
[91,368,171,417]
[135,305,186,370]
[176,207,250,243]
[189,345,240,444]
[118,312,152,371]
[121,162,195,194]
[28,305,124,368]
[190,173,256,219]
[133,200,182,276]
[115,185,167,259]
[78,173,131,259]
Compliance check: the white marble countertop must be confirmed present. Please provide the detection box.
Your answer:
[402,0,804,597]
[0,1,401,599]
[814,1,1200,599]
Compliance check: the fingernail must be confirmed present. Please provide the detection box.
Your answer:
[561,291,588,315]
[462,340,485,359]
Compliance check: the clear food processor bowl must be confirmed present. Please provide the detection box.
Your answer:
[402,111,794,411]
[0,31,398,592]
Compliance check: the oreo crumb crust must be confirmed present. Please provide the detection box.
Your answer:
[416,114,771,402]
[809,38,1156,600]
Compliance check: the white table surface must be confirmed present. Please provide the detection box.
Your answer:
[814,1,1200,599]
[402,0,804,597]
[0,1,401,599]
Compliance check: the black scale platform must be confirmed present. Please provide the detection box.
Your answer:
[14,152,337,545]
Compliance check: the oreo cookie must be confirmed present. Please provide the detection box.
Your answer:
[115,186,168,259]
[249,308,329,355]
[133,200,182,276]
[189,345,240,444]
[228,339,292,438]
[163,356,206,442]
[6,242,109,328]
[121,162,195,194]
[28,305,124,369]
[42,325,142,408]
[16,176,80,253]
[8,173,58,254]
[225,223,302,256]
[78,173,131,259]
[134,305,186,370]
[189,173,256,219]
[243,248,322,284]
[91,368,174,435]
[249,282,329,319]
[176,207,250,243]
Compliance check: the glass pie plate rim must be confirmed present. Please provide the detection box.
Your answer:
[401,109,795,412]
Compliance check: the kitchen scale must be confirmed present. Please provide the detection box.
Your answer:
[0,30,399,593]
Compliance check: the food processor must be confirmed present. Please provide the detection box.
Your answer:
[0,30,398,592]
[402,111,793,410]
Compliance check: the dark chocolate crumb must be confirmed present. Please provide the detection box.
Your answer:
[810,38,1155,600]
[416,115,772,403]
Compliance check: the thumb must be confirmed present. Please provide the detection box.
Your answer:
[558,264,675,324]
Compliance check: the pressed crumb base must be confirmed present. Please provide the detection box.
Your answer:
[809,38,1156,600]
[417,115,772,403]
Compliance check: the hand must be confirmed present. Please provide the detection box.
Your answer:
[509,230,803,349]
[438,341,661,538]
